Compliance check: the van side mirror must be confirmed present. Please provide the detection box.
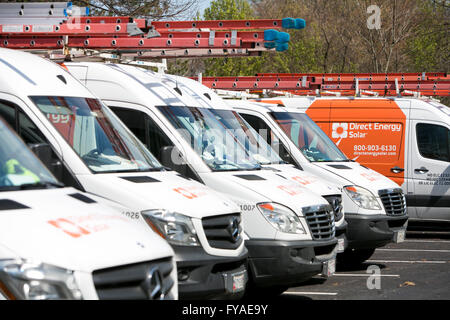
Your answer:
[160,146,188,176]
[28,143,63,181]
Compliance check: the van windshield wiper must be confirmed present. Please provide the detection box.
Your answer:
[18,181,64,190]
[142,167,167,172]
[0,180,65,191]
[100,167,166,173]
[311,159,351,163]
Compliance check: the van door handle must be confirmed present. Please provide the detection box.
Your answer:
[414,167,429,174]
[391,166,404,173]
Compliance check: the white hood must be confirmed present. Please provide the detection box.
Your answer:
[79,170,239,219]
[0,188,173,272]
[261,164,341,196]
[204,169,330,216]
[312,161,400,194]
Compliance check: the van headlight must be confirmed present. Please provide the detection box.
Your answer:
[257,203,306,234]
[344,186,382,210]
[141,209,200,246]
[0,260,82,300]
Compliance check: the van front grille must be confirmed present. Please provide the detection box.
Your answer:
[202,213,243,250]
[379,188,407,216]
[93,257,174,300]
[323,195,344,221]
[303,205,335,240]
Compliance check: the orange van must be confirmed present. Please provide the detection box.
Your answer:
[250,97,450,222]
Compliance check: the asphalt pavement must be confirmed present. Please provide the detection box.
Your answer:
[279,228,450,300]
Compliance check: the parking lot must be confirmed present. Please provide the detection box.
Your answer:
[280,225,450,300]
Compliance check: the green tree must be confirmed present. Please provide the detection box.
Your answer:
[204,0,254,20]
[405,1,449,72]
[202,0,261,76]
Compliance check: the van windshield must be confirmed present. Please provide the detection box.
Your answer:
[209,109,285,165]
[0,119,59,191]
[30,96,163,173]
[157,106,261,171]
[270,111,348,162]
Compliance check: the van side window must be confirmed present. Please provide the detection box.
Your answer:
[18,110,47,145]
[0,99,83,189]
[240,113,298,166]
[111,107,174,159]
[0,100,17,129]
[0,100,46,144]
[240,113,273,145]
[416,123,450,162]
[111,107,202,181]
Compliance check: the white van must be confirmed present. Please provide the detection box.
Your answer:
[0,48,247,299]
[66,62,339,295]
[0,116,177,300]
[160,74,348,253]
[230,99,409,263]
[249,97,449,222]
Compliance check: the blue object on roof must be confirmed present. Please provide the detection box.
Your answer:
[264,42,277,49]
[282,18,296,29]
[295,18,306,30]
[276,43,289,52]
[276,32,290,43]
[264,29,279,41]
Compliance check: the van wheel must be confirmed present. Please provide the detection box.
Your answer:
[339,248,375,265]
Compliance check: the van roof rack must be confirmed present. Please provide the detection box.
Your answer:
[194,73,450,97]
[0,2,304,61]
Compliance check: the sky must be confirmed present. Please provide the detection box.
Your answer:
[198,0,213,16]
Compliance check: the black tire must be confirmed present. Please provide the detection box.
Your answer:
[339,248,376,265]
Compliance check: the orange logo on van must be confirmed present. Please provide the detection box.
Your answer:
[292,176,317,186]
[278,185,303,196]
[48,218,91,238]
[332,123,348,139]
[173,186,209,199]
[173,187,198,199]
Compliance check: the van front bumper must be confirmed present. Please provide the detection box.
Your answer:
[245,238,338,288]
[174,245,248,300]
[345,213,408,249]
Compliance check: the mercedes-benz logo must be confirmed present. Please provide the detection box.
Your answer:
[332,199,339,213]
[141,267,164,300]
[228,216,240,243]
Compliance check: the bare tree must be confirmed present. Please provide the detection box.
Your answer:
[352,0,421,72]
[77,0,199,20]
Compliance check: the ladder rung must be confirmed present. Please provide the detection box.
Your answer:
[0,36,259,49]
[0,2,70,9]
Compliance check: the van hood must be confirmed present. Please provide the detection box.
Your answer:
[312,161,400,194]
[81,170,239,218]
[208,170,330,216]
[0,188,173,272]
[261,164,341,196]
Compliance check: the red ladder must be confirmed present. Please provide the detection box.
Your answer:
[0,11,301,58]
[195,73,450,97]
